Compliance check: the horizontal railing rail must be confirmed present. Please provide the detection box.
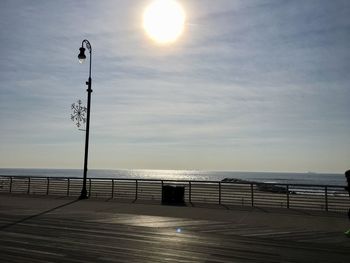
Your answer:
[0,175,348,213]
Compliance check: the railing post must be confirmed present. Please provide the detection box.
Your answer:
[219,182,221,205]
[46,177,50,195]
[89,178,92,197]
[325,186,328,211]
[9,176,13,193]
[135,180,138,200]
[111,179,114,198]
[189,181,192,203]
[27,177,31,194]
[286,184,290,209]
[67,178,70,196]
[250,183,254,207]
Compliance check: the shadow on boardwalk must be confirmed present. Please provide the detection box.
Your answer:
[0,199,79,231]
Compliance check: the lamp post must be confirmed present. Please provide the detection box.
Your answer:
[77,39,92,199]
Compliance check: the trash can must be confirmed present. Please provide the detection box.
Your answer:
[162,185,185,205]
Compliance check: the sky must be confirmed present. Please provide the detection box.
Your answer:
[0,0,349,173]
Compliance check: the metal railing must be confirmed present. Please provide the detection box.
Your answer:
[0,175,349,213]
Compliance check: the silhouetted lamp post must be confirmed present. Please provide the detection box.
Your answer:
[78,39,92,199]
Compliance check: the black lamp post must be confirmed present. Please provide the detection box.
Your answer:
[78,39,92,199]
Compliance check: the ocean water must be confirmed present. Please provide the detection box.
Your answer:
[0,168,346,186]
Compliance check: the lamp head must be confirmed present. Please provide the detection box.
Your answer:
[78,47,86,63]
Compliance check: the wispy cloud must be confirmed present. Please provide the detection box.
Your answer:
[0,0,349,172]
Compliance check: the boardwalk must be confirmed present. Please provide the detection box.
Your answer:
[0,194,349,262]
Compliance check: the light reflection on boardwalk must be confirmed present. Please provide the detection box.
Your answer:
[0,195,349,262]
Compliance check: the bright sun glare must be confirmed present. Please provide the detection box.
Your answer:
[143,0,186,45]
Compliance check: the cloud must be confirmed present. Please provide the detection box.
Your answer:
[0,0,349,172]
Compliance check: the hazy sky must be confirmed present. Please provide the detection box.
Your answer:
[0,0,349,173]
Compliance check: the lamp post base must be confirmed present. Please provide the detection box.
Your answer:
[79,189,88,200]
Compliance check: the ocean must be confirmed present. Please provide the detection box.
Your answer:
[0,168,346,186]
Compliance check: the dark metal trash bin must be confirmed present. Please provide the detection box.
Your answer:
[162,185,185,205]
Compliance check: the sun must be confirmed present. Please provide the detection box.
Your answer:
[143,0,186,45]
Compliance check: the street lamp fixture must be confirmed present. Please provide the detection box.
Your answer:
[78,39,92,200]
[78,47,87,63]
